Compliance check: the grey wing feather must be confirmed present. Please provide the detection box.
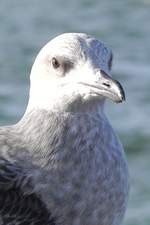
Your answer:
[0,158,56,225]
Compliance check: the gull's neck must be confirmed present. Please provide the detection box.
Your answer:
[25,94,105,116]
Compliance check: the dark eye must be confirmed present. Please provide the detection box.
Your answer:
[52,57,60,69]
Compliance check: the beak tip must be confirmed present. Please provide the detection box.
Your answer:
[114,80,126,103]
[116,94,126,103]
[121,89,126,102]
[113,90,125,103]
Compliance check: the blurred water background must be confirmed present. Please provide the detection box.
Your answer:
[0,0,149,224]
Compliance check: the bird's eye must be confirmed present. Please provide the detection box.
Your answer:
[52,57,60,69]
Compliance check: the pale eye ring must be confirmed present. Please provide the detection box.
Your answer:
[52,57,60,69]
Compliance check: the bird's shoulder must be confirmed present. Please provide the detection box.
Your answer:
[0,157,56,225]
[0,124,56,225]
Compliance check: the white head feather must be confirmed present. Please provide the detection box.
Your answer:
[26,33,124,113]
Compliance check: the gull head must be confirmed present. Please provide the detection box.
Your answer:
[28,33,125,112]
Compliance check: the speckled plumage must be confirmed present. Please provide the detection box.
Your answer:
[0,33,129,225]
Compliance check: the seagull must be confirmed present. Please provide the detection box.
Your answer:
[0,33,129,225]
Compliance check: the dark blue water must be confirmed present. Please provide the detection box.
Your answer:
[0,1,150,224]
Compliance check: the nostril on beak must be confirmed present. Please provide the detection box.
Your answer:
[102,82,111,88]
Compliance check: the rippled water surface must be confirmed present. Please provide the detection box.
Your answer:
[0,0,150,224]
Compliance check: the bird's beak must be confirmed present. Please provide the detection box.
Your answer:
[94,70,125,103]
[80,70,125,103]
